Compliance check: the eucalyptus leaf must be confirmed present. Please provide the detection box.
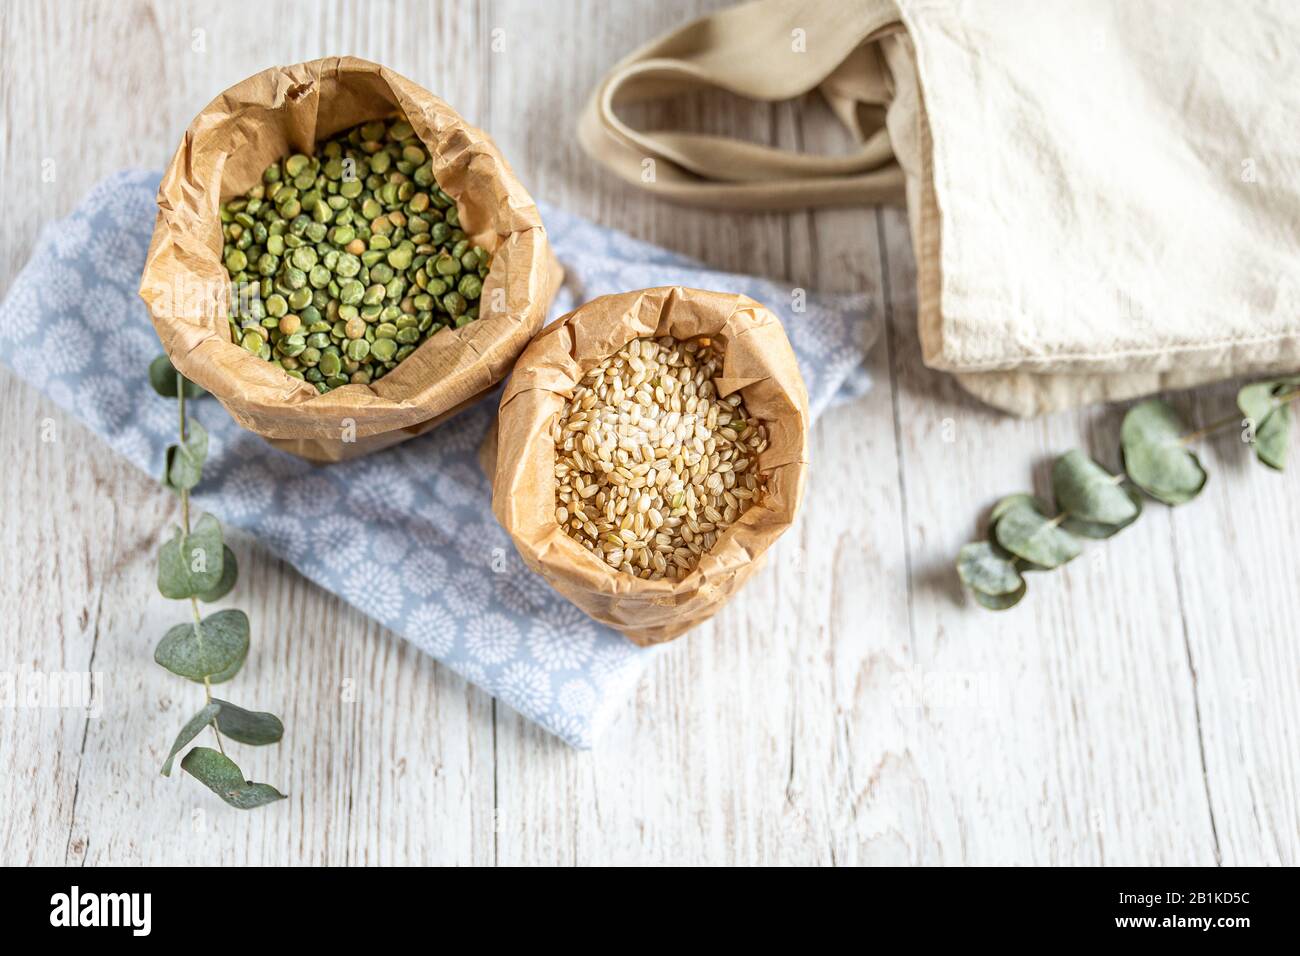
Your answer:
[957,542,1026,609]
[986,495,1051,571]
[1237,381,1278,427]
[1062,485,1144,539]
[211,699,284,746]
[993,498,1082,569]
[1238,380,1297,471]
[180,747,286,809]
[154,608,249,683]
[157,514,224,599]
[990,493,1048,526]
[206,650,249,684]
[1253,406,1292,471]
[957,542,1023,595]
[1053,450,1140,526]
[166,419,209,491]
[1120,400,1207,505]
[971,580,1027,610]
[162,445,179,493]
[161,703,221,777]
[196,545,238,603]
[149,354,204,399]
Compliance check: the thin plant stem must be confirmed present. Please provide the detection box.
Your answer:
[177,374,190,532]
[1274,387,1300,407]
[1179,412,1242,446]
[1179,387,1300,446]
[177,372,225,756]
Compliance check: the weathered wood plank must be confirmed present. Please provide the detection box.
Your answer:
[1,0,496,866]
[0,0,1292,866]
[485,0,908,865]
[1169,382,1300,866]
[877,205,1224,865]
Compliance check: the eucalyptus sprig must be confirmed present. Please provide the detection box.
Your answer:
[149,354,286,807]
[958,376,1300,609]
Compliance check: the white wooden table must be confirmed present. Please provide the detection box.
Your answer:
[2,0,1296,866]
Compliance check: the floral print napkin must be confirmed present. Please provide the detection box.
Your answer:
[0,170,875,747]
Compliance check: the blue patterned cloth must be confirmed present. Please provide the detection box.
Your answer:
[0,170,875,747]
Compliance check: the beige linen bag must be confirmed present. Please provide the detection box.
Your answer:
[488,287,809,645]
[141,57,562,462]
[579,0,1300,416]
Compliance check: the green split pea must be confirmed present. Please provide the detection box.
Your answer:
[219,116,493,394]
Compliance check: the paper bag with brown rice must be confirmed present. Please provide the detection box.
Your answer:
[488,286,809,645]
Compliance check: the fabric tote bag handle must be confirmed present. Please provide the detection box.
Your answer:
[578,0,907,210]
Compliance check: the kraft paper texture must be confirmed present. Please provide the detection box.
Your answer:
[488,287,810,645]
[141,56,562,461]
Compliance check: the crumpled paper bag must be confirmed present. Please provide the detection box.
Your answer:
[139,56,562,462]
[487,286,809,645]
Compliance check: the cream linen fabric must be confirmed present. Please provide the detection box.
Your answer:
[579,0,1300,416]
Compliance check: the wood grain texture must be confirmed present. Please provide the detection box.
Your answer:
[0,0,1295,866]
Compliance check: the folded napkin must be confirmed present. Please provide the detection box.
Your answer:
[579,0,1300,415]
[0,170,873,748]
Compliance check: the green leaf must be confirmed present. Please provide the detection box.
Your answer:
[1238,379,1298,471]
[196,545,238,602]
[1120,400,1208,505]
[157,514,224,599]
[986,494,1051,572]
[149,354,204,399]
[993,498,1082,569]
[990,493,1048,526]
[207,651,248,684]
[180,747,286,809]
[956,542,1022,595]
[1062,485,1144,539]
[1052,450,1141,538]
[971,581,1028,610]
[161,699,279,777]
[161,703,221,777]
[166,419,209,491]
[956,542,1026,610]
[154,608,250,683]
[1253,406,1292,471]
[211,699,284,745]
[162,445,178,492]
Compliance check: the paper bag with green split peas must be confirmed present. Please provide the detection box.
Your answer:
[139,56,562,463]
[488,287,810,646]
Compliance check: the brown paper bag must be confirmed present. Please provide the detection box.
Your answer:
[139,56,562,462]
[489,287,809,645]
